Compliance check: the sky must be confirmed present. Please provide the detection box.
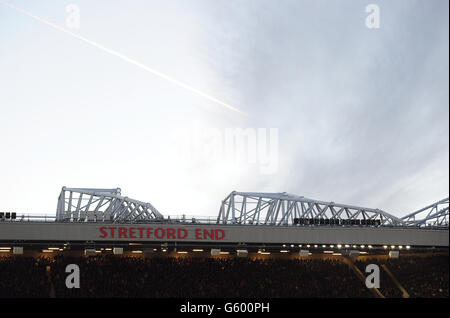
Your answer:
[0,0,448,218]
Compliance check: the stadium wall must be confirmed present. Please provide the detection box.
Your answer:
[0,222,448,246]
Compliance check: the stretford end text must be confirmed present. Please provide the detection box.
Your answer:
[98,226,226,240]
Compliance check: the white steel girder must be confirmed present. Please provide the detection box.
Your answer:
[217,191,405,226]
[401,197,449,227]
[56,187,163,222]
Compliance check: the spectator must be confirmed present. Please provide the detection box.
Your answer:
[0,254,447,298]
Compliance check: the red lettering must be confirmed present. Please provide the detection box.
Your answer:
[99,227,107,238]
[155,228,165,239]
[203,229,214,240]
[167,228,176,239]
[118,227,128,238]
[98,226,225,241]
[178,228,188,239]
[108,227,116,238]
[215,229,225,240]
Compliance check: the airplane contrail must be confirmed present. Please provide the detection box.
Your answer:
[0,0,247,116]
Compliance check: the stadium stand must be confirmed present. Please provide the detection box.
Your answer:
[0,254,447,298]
[355,255,449,298]
[0,256,52,298]
[0,189,447,298]
[354,259,405,298]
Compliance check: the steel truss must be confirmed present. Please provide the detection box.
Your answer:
[56,187,163,222]
[217,191,405,226]
[401,198,449,227]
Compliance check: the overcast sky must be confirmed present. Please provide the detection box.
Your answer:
[0,0,448,218]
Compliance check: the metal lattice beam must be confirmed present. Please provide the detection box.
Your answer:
[217,191,405,226]
[56,187,163,222]
[401,198,449,227]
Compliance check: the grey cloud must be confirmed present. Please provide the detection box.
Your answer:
[196,0,449,215]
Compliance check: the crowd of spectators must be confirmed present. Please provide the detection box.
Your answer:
[354,259,404,298]
[386,255,448,298]
[355,255,448,298]
[0,254,448,298]
[50,256,371,298]
[0,256,52,297]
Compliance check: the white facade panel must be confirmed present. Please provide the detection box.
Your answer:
[0,222,448,246]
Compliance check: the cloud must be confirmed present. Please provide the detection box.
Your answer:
[0,0,447,217]
[195,0,449,215]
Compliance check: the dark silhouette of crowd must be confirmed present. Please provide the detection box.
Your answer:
[354,259,404,298]
[50,256,371,298]
[0,256,52,297]
[386,255,448,298]
[355,255,448,298]
[0,254,448,298]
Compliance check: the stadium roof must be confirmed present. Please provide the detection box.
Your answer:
[217,191,405,226]
[54,187,448,228]
[56,187,163,222]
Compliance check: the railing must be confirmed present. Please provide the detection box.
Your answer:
[1,214,448,229]
[0,214,219,224]
[0,214,56,222]
[165,215,218,224]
